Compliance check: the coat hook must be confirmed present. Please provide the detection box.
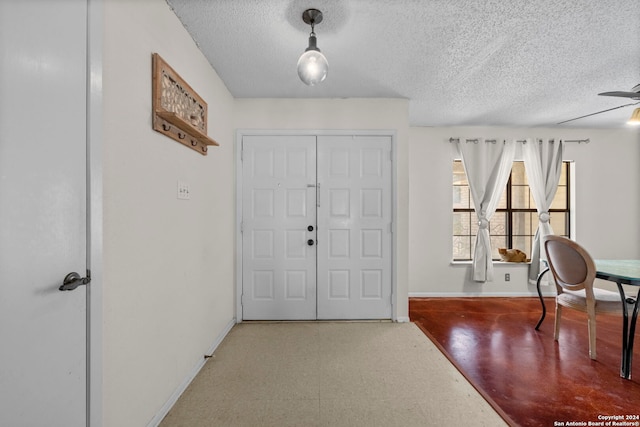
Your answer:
[178,132,185,139]
[162,123,171,132]
[191,139,197,146]
[202,146,208,153]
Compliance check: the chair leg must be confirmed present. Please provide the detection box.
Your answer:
[587,308,597,360]
[554,304,562,341]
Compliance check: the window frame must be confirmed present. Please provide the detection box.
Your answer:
[452,160,571,262]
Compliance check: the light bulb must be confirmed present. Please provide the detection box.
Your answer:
[627,108,640,126]
[297,50,328,86]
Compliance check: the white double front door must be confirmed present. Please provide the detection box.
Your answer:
[241,134,393,320]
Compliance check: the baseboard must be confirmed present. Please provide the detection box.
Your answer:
[147,317,237,427]
[395,316,410,323]
[409,292,555,298]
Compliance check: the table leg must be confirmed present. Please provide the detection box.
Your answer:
[615,284,640,380]
[535,267,550,330]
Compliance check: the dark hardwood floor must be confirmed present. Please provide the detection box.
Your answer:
[409,297,640,427]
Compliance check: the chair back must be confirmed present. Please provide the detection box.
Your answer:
[543,235,596,293]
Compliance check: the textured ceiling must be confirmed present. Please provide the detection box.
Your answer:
[166,0,640,128]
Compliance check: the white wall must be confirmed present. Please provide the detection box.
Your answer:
[102,1,235,425]
[408,126,640,296]
[234,99,411,320]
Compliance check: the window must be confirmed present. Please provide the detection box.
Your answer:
[452,160,571,261]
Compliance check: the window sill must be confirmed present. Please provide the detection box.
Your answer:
[450,261,531,266]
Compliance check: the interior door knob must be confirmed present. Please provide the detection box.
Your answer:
[59,271,91,291]
[307,239,315,246]
[308,225,314,232]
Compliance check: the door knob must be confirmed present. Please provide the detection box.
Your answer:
[308,225,314,232]
[59,271,91,291]
[307,239,315,246]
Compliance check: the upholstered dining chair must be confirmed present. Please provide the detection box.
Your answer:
[543,235,624,359]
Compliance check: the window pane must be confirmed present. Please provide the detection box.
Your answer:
[550,186,567,209]
[453,236,472,260]
[491,236,508,259]
[453,212,472,235]
[496,187,507,209]
[490,212,507,236]
[550,212,567,235]
[558,162,567,186]
[511,235,532,257]
[511,162,527,185]
[470,215,480,236]
[512,185,532,209]
[512,211,535,237]
[453,161,467,185]
[453,186,472,209]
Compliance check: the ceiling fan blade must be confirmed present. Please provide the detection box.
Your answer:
[557,101,640,125]
[598,91,640,99]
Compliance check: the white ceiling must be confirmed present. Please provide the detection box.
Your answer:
[166,0,640,128]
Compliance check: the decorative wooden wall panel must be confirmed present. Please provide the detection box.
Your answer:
[152,53,219,155]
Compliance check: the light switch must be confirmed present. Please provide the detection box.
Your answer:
[177,180,190,200]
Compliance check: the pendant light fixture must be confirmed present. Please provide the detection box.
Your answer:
[297,9,328,86]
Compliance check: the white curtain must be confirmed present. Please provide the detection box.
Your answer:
[457,139,516,282]
[522,138,564,283]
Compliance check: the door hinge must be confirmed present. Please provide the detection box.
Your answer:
[389,223,393,233]
[240,221,243,233]
[389,150,393,161]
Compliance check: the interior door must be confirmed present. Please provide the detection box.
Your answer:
[241,136,317,320]
[316,136,393,319]
[0,1,88,425]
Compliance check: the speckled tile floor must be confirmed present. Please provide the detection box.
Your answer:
[159,321,505,427]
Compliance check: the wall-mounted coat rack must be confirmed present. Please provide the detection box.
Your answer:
[152,53,219,155]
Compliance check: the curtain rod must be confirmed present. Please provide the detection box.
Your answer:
[448,138,590,144]
[448,138,502,144]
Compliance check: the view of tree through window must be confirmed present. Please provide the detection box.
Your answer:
[453,160,570,261]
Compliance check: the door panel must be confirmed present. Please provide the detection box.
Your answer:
[0,1,88,425]
[317,136,393,319]
[242,136,317,320]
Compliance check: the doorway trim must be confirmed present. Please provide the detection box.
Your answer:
[88,0,104,425]
[235,129,398,322]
